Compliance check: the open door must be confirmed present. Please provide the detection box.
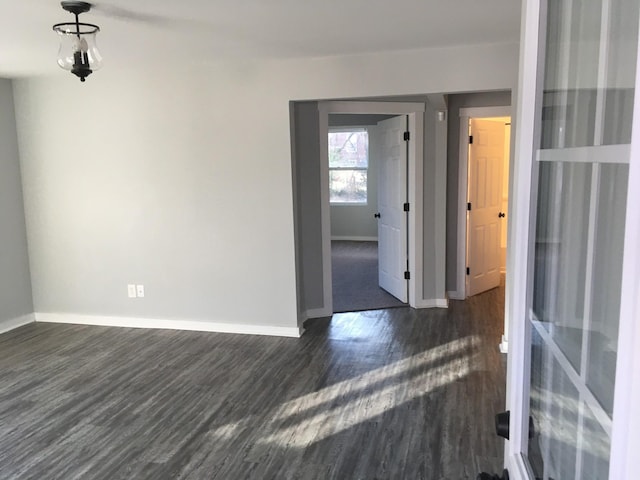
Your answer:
[502,0,640,478]
[467,118,507,296]
[376,115,408,303]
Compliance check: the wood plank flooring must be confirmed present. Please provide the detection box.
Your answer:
[0,287,506,479]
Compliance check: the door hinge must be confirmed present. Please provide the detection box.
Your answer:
[403,202,410,212]
[403,131,410,141]
[404,271,411,280]
[466,267,470,275]
[467,202,472,211]
[469,135,474,144]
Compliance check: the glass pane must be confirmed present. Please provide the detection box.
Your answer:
[582,404,612,478]
[587,164,629,415]
[329,170,367,204]
[529,326,580,479]
[540,0,639,149]
[541,0,602,149]
[328,130,369,168]
[533,162,591,372]
[603,0,640,144]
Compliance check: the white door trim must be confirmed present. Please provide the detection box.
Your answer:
[504,0,544,475]
[318,101,425,312]
[453,106,512,301]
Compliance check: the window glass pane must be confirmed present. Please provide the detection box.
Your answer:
[541,0,602,149]
[587,163,629,415]
[329,170,367,204]
[603,0,640,144]
[329,131,369,168]
[540,0,639,149]
[533,162,591,372]
[529,327,580,479]
[582,404,611,479]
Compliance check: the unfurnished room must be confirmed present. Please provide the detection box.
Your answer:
[2,1,640,479]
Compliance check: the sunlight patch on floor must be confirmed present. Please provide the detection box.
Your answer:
[207,335,481,449]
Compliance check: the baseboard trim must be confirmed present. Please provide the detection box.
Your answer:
[414,298,449,309]
[499,335,509,354]
[35,313,301,338]
[0,313,36,335]
[447,290,465,301]
[330,236,378,242]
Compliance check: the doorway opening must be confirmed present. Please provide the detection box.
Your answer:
[455,106,512,303]
[453,106,512,353]
[465,116,511,297]
[328,115,408,313]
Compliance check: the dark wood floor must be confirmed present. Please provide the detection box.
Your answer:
[0,288,506,480]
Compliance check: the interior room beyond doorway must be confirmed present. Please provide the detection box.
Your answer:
[328,113,408,313]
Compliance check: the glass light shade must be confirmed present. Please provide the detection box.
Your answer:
[54,26,103,74]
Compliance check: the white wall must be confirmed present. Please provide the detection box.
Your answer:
[13,42,519,333]
[0,78,33,332]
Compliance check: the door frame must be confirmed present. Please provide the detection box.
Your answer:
[505,0,640,477]
[318,101,425,314]
[454,106,512,303]
[454,106,512,354]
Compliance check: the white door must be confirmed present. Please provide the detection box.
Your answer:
[376,115,408,303]
[504,0,640,478]
[467,118,505,296]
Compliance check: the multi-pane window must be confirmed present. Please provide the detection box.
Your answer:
[328,128,369,204]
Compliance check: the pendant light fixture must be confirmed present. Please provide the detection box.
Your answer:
[52,1,103,82]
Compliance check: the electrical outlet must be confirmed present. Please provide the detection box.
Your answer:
[127,284,137,298]
[136,284,145,298]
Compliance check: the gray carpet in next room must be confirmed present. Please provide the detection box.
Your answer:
[331,240,406,313]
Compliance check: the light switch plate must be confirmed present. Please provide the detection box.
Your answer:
[136,284,145,298]
[127,284,137,298]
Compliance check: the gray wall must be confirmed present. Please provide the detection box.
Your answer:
[292,102,324,311]
[293,95,449,312]
[446,91,512,292]
[0,79,33,325]
[13,42,517,331]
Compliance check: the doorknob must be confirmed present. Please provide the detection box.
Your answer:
[498,212,506,218]
[374,213,381,218]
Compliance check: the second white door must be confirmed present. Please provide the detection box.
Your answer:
[467,118,505,297]
[377,115,408,303]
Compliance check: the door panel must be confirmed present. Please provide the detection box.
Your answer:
[377,116,408,303]
[520,0,639,478]
[467,118,505,296]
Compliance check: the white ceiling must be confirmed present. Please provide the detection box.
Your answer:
[0,0,521,77]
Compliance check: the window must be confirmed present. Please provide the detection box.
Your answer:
[328,128,369,204]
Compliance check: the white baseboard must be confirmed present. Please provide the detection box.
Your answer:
[447,290,465,301]
[330,236,378,242]
[0,313,36,335]
[35,313,302,338]
[499,335,509,354]
[414,298,449,309]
